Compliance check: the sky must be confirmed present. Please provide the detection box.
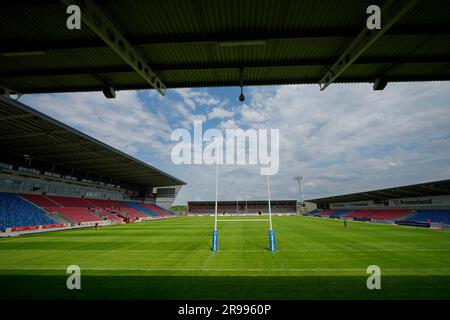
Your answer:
[21,82,450,205]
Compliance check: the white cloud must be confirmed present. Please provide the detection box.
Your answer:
[175,88,221,110]
[218,119,238,130]
[208,106,235,119]
[22,91,172,157]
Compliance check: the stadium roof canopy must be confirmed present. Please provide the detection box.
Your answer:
[307,179,450,206]
[188,200,296,204]
[0,96,185,188]
[1,0,450,96]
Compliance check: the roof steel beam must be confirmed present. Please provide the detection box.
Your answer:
[0,129,67,141]
[319,0,418,91]
[0,113,33,121]
[11,74,450,94]
[3,55,450,78]
[11,141,92,152]
[2,26,449,54]
[60,0,166,95]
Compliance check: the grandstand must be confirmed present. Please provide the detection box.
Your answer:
[306,179,450,228]
[188,200,297,215]
[0,96,182,234]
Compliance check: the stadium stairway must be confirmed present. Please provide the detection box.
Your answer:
[89,208,123,223]
[44,207,102,224]
[0,192,57,230]
[45,210,74,225]
[118,206,150,219]
[21,194,62,207]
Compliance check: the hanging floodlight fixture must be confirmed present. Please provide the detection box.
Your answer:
[238,68,245,102]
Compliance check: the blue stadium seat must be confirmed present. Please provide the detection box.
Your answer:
[406,210,450,224]
[0,193,57,230]
[152,203,177,216]
[124,201,159,217]
[306,209,321,215]
[328,209,352,218]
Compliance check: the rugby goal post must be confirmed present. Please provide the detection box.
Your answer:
[211,162,276,253]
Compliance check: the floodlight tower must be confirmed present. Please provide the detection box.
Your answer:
[294,176,305,215]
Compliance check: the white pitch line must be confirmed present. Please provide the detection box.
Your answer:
[216,219,270,222]
[1,248,449,253]
[1,267,450,272]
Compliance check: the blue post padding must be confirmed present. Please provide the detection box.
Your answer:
[269,229,276,252]
[212,230,218,252]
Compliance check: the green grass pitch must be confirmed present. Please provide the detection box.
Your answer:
[1,215,450,299]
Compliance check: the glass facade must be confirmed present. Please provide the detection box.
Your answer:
[0,175,126,200]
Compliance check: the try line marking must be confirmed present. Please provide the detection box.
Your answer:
[1,267,450,272]
[217,219,270,222]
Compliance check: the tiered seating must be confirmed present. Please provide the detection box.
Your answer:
[329,209,352,218]
[343,210,378,219]
[140,203,173,217]
[407,210,450,224]
[91,208,123,222]
[317,209,411,221]
[88,198,125,208]
[46,195,94,207]
[20,193,171,224]
[0,192,57,230]
[124,201,159,217]
[319,210,336,216]
[45,207,101,223]
[21,194,61,207]
[119,207,149,218]
[367,209,410,220]
[306,209,321,215]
